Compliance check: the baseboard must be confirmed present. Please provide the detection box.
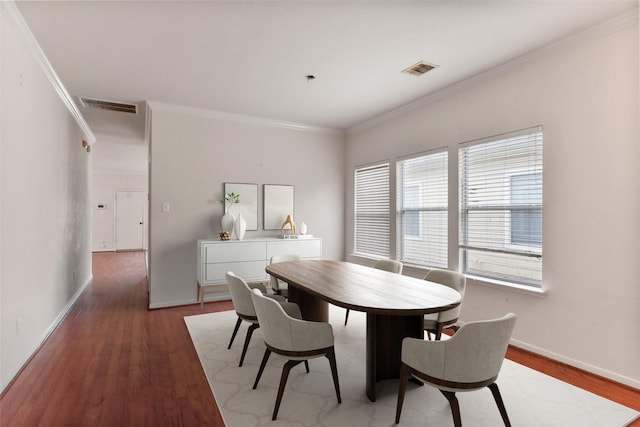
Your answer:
[40,274,93,342]
[149,298,200,309]
[1,274,94,396]
[511,338,640,390]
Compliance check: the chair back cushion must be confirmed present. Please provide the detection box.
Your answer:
[442,313,516,383]
[269,254,301,291]
[226,271,256,317]
[374,259,403,274]
[403,313,516,386]
[252,289,334,352]
[251,289,296,350]
[424,269,466,323]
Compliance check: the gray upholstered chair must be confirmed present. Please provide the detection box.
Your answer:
[225,271,301,367]
[422,268,466,340]
[345,259,403,325]
[395,313,517,427]
[268,254,301,297]
[251,289,342,420]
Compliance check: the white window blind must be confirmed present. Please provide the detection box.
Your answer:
[397,151,448,268]
[459,126,543,287]
[354,163,390,258]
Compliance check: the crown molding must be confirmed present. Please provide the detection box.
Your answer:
[0,1,96,144]
[147,101,344,137]
[347,7,639,136]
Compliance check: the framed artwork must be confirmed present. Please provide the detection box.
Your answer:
[264,184,294,230]
[224,182,258,230]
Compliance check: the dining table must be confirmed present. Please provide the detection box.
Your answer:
[265,260,462,401]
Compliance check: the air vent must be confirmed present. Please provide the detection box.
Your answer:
[402,61,438,76]
[79,97,138,114]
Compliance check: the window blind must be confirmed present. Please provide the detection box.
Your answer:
[397,151,448,268]
[459,126,543,287]
[354,163,390,258]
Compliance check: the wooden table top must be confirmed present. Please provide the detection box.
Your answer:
[266,260,461,316]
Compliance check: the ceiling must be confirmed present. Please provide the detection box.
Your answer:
[15,1,638,144]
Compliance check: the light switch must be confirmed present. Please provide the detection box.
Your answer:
[162,202,170,213]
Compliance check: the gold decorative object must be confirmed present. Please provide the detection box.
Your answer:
[280,214,296,236]
[219,230,231,241]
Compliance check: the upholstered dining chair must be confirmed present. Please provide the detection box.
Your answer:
[268,254,301,297]
[395,313,517,427]
[344,259,403,325]
[251,289,342,420]
[422,268,466,340]
[225,271,301,367]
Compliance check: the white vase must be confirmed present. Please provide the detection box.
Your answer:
[234,213,247,240]
[221,208,235,233]
[300,222,308,235]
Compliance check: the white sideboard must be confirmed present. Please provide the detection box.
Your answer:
[196,237,322,306]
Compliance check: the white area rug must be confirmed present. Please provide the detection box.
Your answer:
[185,306,639,426]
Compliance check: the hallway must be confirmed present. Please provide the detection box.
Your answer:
[1,251,229,426]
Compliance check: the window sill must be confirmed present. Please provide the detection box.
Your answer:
[465,274,547,297]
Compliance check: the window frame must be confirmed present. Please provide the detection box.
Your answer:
[354,162,390,259]
[458,126,543,288]
[396,149,448,269]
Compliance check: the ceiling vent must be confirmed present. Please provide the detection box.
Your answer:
[402,61,438,76]
[79,97,138,114]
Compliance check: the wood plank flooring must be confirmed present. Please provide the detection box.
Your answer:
[1,251,638,426]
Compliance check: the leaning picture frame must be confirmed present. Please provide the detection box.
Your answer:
[224,182,258,230]
[263,184,294,230]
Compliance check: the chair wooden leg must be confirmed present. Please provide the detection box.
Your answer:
[488,383,512,427]
[440,390,462,427]
[304,360,310,373]
[435,323,443,341]
[239,323,259,367]
[273,360,302,420]
[325,347,342,404]
[344,309,350,325]
[395,363,409,424]
[228,317,242,349]
[252,349,271,389]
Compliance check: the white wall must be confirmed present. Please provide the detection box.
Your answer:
[91,141,148,252]
[148,105,345,308]
[0,12,92,391]
[345,23,640,387]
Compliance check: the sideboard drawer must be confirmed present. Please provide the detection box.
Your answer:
[267,239,322,259]
[204,241,265,263]
[205,260,267,283]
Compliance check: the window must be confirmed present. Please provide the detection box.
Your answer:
[354,163,390,258]
[397,151,448,268]
[459,127,543,287]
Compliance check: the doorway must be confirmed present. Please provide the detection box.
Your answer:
[116,190,145,251]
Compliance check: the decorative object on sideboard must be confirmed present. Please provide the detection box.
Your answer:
[219,192,239,234]
[234,213,247,241]
[280,214,296,237]
[219,230,231,241]
[299,222,308,235]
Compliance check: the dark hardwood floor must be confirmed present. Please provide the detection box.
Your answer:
[1,251,638,426]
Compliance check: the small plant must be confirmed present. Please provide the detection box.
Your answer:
[219,192,240,207]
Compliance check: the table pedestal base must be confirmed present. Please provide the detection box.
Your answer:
[366,313,423,401]
[288,285,329,322]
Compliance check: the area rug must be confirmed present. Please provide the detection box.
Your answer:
[185,306,639,426]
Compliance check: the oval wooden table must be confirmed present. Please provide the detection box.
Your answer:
[265,260,461,402]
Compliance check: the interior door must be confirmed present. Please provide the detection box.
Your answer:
[116,190,145,251]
